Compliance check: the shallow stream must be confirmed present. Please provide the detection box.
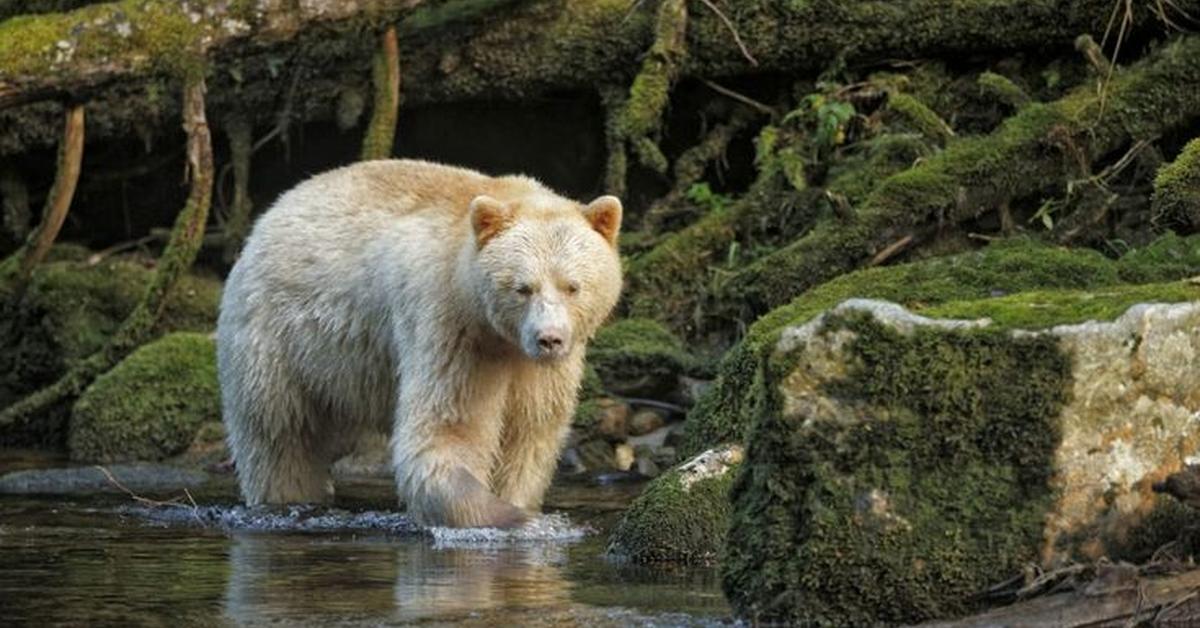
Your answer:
[0,457,729,626]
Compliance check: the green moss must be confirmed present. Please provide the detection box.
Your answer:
[68,332,218,462]
[977,71,1030,108]
[718,36,1200,321]
[1116,231,1200,283]
[606,462,737,564]
[722,313,1071,624]
[588,317,701,397]
[1151,137,1200,230]
[682,237,1124,456]
[0,252,220,445]
[927,281,1200,329]
[887,92,954,143]
[0,0,222,80]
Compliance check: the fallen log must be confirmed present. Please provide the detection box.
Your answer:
[2,0,1193,155]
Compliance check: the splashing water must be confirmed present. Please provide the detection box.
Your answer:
[428,512,591,549]
[119,503,591,546]
[120,503,422,534]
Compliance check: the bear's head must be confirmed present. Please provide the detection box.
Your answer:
[469,192,623,361]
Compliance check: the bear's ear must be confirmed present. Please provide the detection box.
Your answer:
[582,195,622,247]
[470,195,514,248]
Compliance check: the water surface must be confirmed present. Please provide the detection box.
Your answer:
[0,468,729,626]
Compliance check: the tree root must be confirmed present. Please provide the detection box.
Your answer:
[609,0,688,190]
[361,25,401,161]
[221,115,253,264]
[642,105,761,231]
[0,78,213,430]
[9,103,84,296]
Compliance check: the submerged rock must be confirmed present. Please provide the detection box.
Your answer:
[69,332,219,463]
[605,444,742,564]
[722,296,1200,625]
[0,462,207,494]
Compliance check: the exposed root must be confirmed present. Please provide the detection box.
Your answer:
[642,105,760,231]
[361,25,401,160]
[9,104,84,296]
[0,78,213,430]
[222,115,253,264]
[601,85,630,197]
[612,0,688,186]
[695,0,756,66]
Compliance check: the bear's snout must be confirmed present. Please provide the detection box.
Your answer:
[537,329,566,352]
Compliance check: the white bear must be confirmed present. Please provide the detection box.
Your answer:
[217,159,622,527]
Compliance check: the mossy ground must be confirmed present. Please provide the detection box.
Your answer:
[683,233,1200,457]
[587,317,703,397]
[69,332,218,462]
[722,313,1072,625]
[0,251,220,445]
[606,463,736,564]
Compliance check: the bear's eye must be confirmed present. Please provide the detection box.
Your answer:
[516,284,534,296]
[565,281,580,296]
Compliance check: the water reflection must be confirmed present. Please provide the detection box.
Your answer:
[0,483,729,626]
[223,529,576,624]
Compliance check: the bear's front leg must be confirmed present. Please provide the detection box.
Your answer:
[391,379,528,528]
[491,363,581,512]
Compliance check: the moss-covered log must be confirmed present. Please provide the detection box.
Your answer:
[2,0,1192,155]
[718,35,1200,327]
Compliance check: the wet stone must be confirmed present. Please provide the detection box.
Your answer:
[0,463,208,495]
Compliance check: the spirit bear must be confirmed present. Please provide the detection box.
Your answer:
[217,159,622,528]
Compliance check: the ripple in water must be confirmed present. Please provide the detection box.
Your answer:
[119,504,591,544]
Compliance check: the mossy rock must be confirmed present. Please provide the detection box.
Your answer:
[0,251,221,445]
[607,444,742,564]
[1152,137,1200,230]
[69,332,219,463]
[683,233,1200,458]
[722,297,1200,625]
[587,317,700,398]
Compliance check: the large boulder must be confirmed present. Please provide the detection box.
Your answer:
[69,332,220,463]
[683,233,1200,457]
[723,294,1200,625]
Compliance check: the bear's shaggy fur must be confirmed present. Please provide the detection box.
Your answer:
[217,159,622,527]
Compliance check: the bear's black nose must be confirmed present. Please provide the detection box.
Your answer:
[537,332,564,351]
